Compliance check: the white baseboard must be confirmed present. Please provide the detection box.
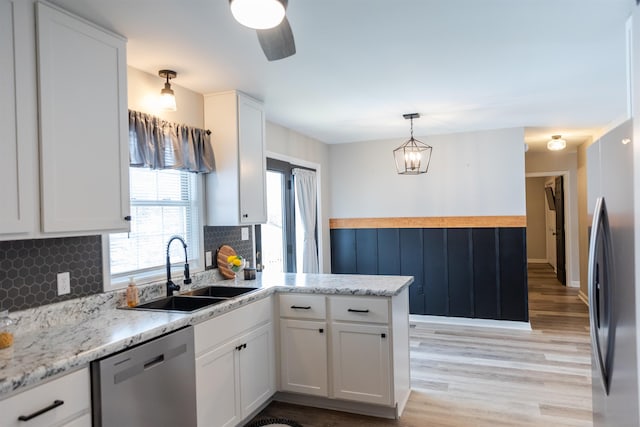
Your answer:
[410,314,532,331]
[527,259,548,264]
[568,280,580,288]
[578,290,589,307]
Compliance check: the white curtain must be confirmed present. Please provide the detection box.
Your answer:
[293,168,319,273]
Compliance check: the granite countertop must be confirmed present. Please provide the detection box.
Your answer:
[0,272,412,399]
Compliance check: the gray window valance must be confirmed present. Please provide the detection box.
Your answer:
[128,110,215,173]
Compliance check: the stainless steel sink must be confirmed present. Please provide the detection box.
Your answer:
[180,286,259,298]
[133,296,227,313]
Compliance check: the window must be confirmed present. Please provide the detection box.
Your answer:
[106,167,202,287]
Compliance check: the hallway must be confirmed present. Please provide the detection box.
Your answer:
[250,264,592,426]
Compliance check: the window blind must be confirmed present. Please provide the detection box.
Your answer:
[110,168,199,277]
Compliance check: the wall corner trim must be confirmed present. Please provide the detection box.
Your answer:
[578,290,589,307]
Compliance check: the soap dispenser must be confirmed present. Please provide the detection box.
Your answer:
[126,277,139,307]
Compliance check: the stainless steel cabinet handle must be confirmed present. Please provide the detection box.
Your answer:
[18,400,64,421]
[348,308,370,313]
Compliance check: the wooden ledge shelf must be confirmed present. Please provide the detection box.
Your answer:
[329,216,527,229]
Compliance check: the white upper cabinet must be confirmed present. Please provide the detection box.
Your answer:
[0,0,37,235]
[36,1,130,233]
[204,91,267,225]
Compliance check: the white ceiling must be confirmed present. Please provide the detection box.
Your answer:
[51,0,633,150]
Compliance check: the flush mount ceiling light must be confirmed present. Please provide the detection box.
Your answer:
[158,69,177,111]
[393,113,433,175]
[229,0,286,30]
[547,135,566,151]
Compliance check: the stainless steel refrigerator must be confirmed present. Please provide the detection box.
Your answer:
[587,118,639,426]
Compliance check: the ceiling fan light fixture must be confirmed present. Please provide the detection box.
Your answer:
[158,69,177,111]
[230,0,286,30]
[393,113,432,175]
[547,134,566,151]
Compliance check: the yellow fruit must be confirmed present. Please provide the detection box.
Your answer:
[227,255,237,263]
[233,259,242,267]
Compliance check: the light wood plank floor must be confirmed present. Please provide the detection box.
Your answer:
[249,264,592,426]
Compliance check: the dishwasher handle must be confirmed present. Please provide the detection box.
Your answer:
[144,354,165,370]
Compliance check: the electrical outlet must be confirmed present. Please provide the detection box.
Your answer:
[57,272,70,296]
[205,251,212,267]
[241,227,249,241]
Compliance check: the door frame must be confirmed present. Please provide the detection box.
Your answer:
[265,151,324,272]
[526,170,577,287]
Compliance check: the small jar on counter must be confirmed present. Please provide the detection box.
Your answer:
[126,277,139,308]
[0,310,14,349]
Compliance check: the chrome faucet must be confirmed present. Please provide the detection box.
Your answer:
[166,236,192,296]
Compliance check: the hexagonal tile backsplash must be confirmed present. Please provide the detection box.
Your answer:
[204,226,254,268]
[0,226,255,312]
[0,236,103,312]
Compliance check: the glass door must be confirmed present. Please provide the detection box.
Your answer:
[258,158,315,273]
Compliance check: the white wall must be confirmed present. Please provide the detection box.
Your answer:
[127,66,204,128]
[265,121,332,273]
[329,127,526,218]
[525,151,580,287]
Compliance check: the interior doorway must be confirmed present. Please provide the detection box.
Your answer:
[525,172,570,286]
[544,176,566,285]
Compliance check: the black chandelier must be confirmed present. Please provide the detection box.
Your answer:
[393,113,432,175]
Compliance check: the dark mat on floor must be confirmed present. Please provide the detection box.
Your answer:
[245,418,303,427]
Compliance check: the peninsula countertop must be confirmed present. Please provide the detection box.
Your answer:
[0,272,413,398]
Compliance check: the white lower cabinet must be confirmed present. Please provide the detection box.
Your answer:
[331,322,391,405]
[196,338,241,427]
[194,297,275,427]
[279,319,328,396]
[239,323,274,416]
[277,290,411,418]
[0,368,91,427]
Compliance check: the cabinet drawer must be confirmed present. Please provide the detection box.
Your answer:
[195,296,273,355]
[279,294,326,319]
[329,296,389,324]
[0,368,90,427]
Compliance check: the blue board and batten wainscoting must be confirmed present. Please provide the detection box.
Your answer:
[330,217,529,322]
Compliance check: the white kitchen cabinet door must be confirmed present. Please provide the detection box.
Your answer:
[0,0,36,235]
[195,339,241,427]
[279,319,328,396]
[331,322,391,405]
[36,2,130,233]
[239,322,274,417]
[204,91,266,225]
[237,94,267,224]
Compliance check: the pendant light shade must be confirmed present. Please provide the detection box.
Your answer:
[158,69,177,112]
[229,0,286,30]
[394,113,432,175]
[547,134,566,151]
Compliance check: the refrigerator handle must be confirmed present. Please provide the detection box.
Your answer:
[587,196,611,395]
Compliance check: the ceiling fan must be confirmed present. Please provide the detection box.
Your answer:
[229,0,296,61]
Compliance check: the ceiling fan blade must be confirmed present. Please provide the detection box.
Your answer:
[257,16,296,61]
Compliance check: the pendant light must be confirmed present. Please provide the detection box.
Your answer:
[229,0,286,30]
[158,69,177,111]
[393,113,432,175]
[547,135,566,151]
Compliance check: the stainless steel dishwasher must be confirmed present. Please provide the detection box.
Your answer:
[91,326,197,427]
